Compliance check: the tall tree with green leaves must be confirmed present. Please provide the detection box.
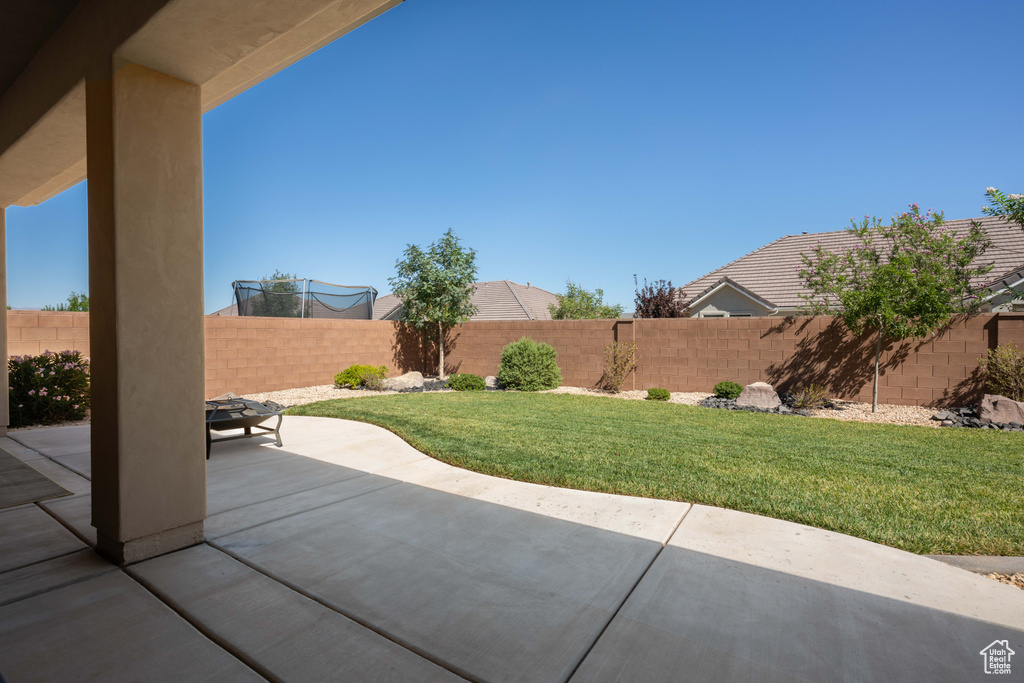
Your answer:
[548,280,624,319]
[389,229,478,377]
[42,291,89,312]
[799,205,993,412]
[983,187,1024,233]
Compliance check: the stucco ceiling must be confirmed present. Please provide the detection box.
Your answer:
[0,0,79,99]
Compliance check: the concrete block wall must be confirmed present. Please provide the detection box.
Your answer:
[7,311,1014,406]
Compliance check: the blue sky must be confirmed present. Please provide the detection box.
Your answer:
[7,0,1023,313]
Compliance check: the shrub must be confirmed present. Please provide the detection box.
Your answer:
[979,343,1024,402]
[600,341,640,393]
[713,381,742,400]
[9,350,90,428]
[447,373,486,391]
[335,364,388,389]
[358,367,388,391]
[646,388,670,401]
[792,384,829,409]
[497,338,562,391]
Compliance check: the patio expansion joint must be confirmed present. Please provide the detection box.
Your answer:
[207,538,476,683]
[0,550,118,608]
[123,552,275,682]
[0,539,88,580]
[563,502,695,681]
[205,474,404,540]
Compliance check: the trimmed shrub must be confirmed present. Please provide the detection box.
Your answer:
[792,384,829,409]
[9,350,90,428]
[599,341,640,393]
[358,367,388,391]
[713,381,742,400]
[497,338,562,391]
[646,388,670,401]
[979,343,1024,401]
[335,364,388,389]
[447,373,486,391]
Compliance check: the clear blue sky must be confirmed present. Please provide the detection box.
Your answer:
[7,0,1023,313]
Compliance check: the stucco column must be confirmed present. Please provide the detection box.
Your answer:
[0,207,7,435]
[86,61,205,564]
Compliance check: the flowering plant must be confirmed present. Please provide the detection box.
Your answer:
[8,350,90,427]
[983,187,1024,233]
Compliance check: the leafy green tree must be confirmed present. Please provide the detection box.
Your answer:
[42,291,89,312]
[799,204,993,412]
[389,229,478,378]
[548,280,624,319]
[250,271,301,318]
[983,187,1024,232]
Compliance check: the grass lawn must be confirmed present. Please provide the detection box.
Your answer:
[288,392,1024,556]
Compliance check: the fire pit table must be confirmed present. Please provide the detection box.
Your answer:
[205,394,283,459]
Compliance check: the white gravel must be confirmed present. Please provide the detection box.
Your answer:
[243,383,941,427]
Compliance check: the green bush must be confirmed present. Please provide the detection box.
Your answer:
[792,384,829,409]
[979,343,1024,401]
[497,338,562,391]
[9,350,90,428]
[713,381,743,400]
[447,373,486,391]
[358,367,388,391]
[335,364,388,389]
[646,388,670,401]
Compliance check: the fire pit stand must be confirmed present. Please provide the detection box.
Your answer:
[205,397,283,459]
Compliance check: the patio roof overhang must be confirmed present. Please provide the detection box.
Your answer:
[0,0,403,208]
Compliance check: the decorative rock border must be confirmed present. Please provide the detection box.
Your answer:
[931,406,1023,432]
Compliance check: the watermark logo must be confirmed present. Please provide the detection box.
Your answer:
[980,640,1014,675]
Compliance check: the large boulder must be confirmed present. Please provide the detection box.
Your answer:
[979,394,1024,425]
[387,371,424,392]
[735,382,782,410]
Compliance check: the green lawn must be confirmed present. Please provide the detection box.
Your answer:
[288,392,1024,556]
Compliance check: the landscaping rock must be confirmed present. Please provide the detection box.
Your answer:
[979,394,1024,425]
[931,411,953,422]
[387,371,425,392]
[485,376,503,390]
[735,382,781,410]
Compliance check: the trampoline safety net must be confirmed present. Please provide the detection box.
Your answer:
[232,279,377,319]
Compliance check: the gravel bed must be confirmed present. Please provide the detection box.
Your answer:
[243,383,942,427]
[987,573,1024,591]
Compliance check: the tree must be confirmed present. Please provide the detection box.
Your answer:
[634,276,688,318]
[42,291,89,312]
[250,271,301,318]
[548,280,624,319]
[799,204,993,412]
[389,229,478,378]
[983,187,1024,232]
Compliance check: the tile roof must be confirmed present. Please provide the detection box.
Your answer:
[373,281,559,321]
[677,216,1024,310]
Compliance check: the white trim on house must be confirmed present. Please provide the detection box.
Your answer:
[687,280,775,312]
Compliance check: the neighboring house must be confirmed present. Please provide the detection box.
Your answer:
[676,216,1024,317]
[374,280,559,321]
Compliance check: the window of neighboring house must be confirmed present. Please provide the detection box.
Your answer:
[700,313,726,317]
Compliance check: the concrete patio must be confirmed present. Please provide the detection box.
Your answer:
[1,416,1022,682]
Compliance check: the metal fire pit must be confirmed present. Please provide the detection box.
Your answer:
[205,396,283,459]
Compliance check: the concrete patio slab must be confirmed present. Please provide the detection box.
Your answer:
[40,493,95,545]
[51,451,91,479]
[214,477,678,683]
[8,424,90,457]
[0,570,262,682]
[571,505,1024,682]
[131,544,465,682]
[0,436,46,462]
[205,471,401,539]
[0,549,114,606]
[0,506,88,573]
